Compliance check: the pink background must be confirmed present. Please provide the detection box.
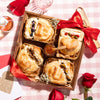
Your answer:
[0,0,100,100]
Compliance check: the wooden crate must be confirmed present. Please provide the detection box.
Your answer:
[12,7,90,90]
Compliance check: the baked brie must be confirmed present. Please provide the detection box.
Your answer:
[57,28,84,60]
[41,58,74,86]
[24,17,55,43]
[16,43,43,79]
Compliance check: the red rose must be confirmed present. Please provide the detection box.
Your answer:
[49,89,64,100]
[9,0,30,16]
[82,73,97,88]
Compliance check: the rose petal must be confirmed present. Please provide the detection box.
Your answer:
[83,73,95,79]
[10,2,25,16]
[49,89,64,100]
[82,80,93,88]
[93,78,97,84]
[82,78,97,88]
[83,73,95,81]
[10,0,30,7]
[13,6,25,16]
[9,1,16,7]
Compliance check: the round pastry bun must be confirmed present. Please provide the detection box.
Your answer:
[16,43,43,79]
[24,17,55,43]
[42,58,74,86]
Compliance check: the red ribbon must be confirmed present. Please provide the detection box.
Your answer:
[9,0,30,16]
[57,11,100,53]
[10,57,30,81]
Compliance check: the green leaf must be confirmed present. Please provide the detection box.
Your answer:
[72,98,79,100]
[74,35,78,39]
[86,96,93,100]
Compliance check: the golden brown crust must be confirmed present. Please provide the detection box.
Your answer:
[42,58,74,85]
[24,17,55,43]
[16,43,43,79]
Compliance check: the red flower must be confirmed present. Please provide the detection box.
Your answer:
[49,89,64,100]
[9,0,30,16]
[82,73,97,88]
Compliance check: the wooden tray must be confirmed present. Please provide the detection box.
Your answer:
[12,7,90,90]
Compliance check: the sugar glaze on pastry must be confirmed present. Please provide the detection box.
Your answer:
[24,17,54,43]
[16,43,43,79]
[41,58,74,86]
[57,28,84,60]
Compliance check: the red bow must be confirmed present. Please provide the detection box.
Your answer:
[9,0,30,16]
[57,11,100,53]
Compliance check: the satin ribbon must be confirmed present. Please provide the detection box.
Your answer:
[9,0,30,16]
[10,57,30,81]
[57,11,100,53]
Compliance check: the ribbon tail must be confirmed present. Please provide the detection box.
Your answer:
[83,27,100,40]
[84,36,97,53]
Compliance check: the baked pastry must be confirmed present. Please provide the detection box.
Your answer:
[40,58,74,86]
[56,28,84,60]
[24,17,55,43]
[16,43,43,79]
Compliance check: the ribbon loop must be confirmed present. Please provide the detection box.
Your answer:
[57,10,100,53]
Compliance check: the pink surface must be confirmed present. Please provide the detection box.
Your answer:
[0,0,100,100]
[0,54,11,69]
